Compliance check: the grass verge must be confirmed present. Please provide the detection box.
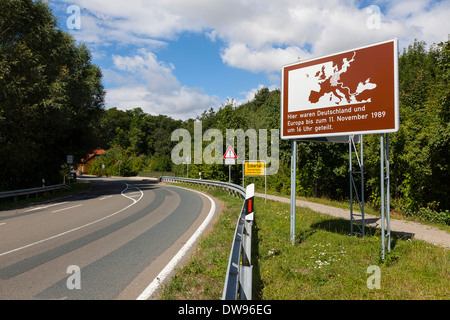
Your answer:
[158,184,449,300]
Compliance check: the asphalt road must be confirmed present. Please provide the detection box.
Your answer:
[0,176,217,300]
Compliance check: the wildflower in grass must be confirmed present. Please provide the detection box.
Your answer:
[267,248,276,257]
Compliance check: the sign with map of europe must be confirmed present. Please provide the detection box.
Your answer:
[281,39,399,139]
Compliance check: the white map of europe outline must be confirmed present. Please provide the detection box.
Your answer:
[288,51,377,112]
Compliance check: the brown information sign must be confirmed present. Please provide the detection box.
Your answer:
[281,39,399,139]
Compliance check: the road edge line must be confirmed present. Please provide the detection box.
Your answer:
[136,188,216,300]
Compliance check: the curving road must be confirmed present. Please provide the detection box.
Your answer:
[0,176,218,300]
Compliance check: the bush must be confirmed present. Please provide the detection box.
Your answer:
[403,205,450,225]
[88,145,149,176]
[416,207,450,225]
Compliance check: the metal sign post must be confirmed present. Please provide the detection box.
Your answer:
[223,146,237,184]
[349,135,365,236]
[290,141,297,245]
[299,135,364,236]
[380,133,391,259]
[66,155,73,186]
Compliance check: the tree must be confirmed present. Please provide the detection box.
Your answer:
[0,0,105,190]
[365,40,450,213]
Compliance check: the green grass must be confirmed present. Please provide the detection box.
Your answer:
[254,186,450,233]
[158,184,449,300]
[253,199,449,299]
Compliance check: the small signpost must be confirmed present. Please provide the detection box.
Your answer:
[66,155,73,186]
[223,146,237,183]
[243,160,266,202]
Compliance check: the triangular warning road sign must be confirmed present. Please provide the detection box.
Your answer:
[223,146,237,159]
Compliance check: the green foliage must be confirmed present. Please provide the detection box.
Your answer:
[92,107,183,175]
[403,205,450,225]
[376,40,449,216]
[0,0,104,190]
[88,145,148,177]
[148,153,172,172]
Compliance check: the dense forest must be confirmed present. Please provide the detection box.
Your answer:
[0,1,448,224]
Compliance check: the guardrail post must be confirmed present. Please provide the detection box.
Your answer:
[240,183,254,300]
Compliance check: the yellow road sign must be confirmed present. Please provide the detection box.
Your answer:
[244,161,265,176]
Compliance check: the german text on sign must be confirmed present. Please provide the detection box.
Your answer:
[281,39,399,139]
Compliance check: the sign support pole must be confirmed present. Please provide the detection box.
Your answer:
[290,140,297,245]
[349,135,365,236]
[380,133,391,259]
[386,134,391,253]
[265,164,267,203]
[242,161,245,188]
[223,145,237,186]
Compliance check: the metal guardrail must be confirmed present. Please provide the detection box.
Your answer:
[160,176,255,300]
[160,176,246,198]
[0,184,71,204]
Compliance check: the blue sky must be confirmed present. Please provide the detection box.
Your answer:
[48,0,449,120]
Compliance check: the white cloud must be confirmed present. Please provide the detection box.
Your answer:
[106,85,219,120]
[56,0,450,117]
[62,0,192,42]
[144,86,220,119]
[221,43,309,73]
[233,83,280,106]
[111,50,178,92]
[386,0,450,46]
[62,0,449,68]
[104,50,219,120]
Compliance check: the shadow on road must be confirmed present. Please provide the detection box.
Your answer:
[0,176,160,221]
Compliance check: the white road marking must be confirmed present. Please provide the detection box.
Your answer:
[51,204,82,213]
[99,195,113,201]
[0,183,144,257]
[24,202,69,212]
[121,184,143,203]
[136,188,216,300]
[0,223,6,226]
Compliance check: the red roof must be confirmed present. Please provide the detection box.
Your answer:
[81,148,105,163]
